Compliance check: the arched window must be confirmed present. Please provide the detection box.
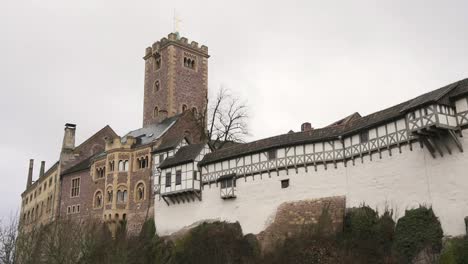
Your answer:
[94,191,103,208]
[182,104,188,112]
[123,160,128,171]
[107,188,113,203]
[191,60,195,69]
[184,57,188,67]
[123,190,128,202]
[136,182,145,201]
[123,214,127,221]
[118,160,124,171]
[192,107,198,117]
[154,109,160,118]
[154,80,160,92]
[117,190,122,202]
[115,213,119,220]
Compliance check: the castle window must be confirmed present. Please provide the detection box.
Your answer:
[359,131,369,143]
[154,52,161,71]
[67,207,70,214]
[107,189,113,203]
[165,172,171,187]
[94,191,103,208]
[117,189,128,203]
[281,179,290,189]
[182,104,188,112]
[77,205,80,213]
[176,170,182,185]
[123,214,127,221]
[154,107,159,118]
[136,183,145,201]
[154,80,160,92]
[71,178,80,197]
[218,175,236,199]
[109,161,115,171]
[267,149,277,160]
[118,160,128,172]
[183,56,196,69]
[192,107,198,117]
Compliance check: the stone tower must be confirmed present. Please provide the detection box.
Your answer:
[142,33,209,126]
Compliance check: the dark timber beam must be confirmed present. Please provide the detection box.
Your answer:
[449,130,464,153]
[420,136,436,158]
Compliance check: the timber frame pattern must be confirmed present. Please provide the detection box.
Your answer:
[199,79,468,185]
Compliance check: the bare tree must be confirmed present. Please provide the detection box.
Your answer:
[207,87,249,150]
[0,216,18,264]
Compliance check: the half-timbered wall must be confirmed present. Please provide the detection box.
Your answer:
[456,97,468,127]
[157,144,210,196]
[202,118,411,183]
[407,104,458,131]
[154,130,468,237]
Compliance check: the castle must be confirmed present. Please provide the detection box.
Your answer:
[20,32,468,238]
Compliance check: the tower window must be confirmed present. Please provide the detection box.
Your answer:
[154,80,160,92]
[183,56,196,69]
[154,52,161,71]
[154,107,159,118]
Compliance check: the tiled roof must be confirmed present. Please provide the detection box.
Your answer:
[152,136,184,153]
[199,78,468,166]
[61,156,95,176]
[159,143,206,169]
[124,115,180,147]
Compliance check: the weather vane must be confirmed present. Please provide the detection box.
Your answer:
[173,9,182,37]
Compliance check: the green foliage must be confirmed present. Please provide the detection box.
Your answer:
[341,205,395,263]
[172,221,259,264]
[393,206,443,264]
[440,237,468,264]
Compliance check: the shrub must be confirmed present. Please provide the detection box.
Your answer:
[440,237,468,264]
[172,221,259,264]
[393,206,443,263]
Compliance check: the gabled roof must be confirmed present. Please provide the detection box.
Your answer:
[159,143,206,169]
[74,125,118,153]
[199,78,468,166]
[152,135,186,154]
[326,112,362,128]
[61,155,96,176]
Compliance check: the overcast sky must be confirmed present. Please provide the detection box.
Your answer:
[0,0,467,220]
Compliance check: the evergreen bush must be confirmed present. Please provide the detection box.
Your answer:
[393,206,443,263]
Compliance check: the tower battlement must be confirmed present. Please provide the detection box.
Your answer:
[144,33,209,60]
[142,32,209,126]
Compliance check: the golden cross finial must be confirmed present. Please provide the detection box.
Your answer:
[173,9,182,34]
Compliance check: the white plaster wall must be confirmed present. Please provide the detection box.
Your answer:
[155,131,468,237]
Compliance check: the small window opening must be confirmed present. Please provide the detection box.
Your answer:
[281,179,290,189]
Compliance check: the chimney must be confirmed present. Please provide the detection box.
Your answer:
[39,161,45,178]
[62,123,76,151]
[27,159,34,188]
[301,122,313,132]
